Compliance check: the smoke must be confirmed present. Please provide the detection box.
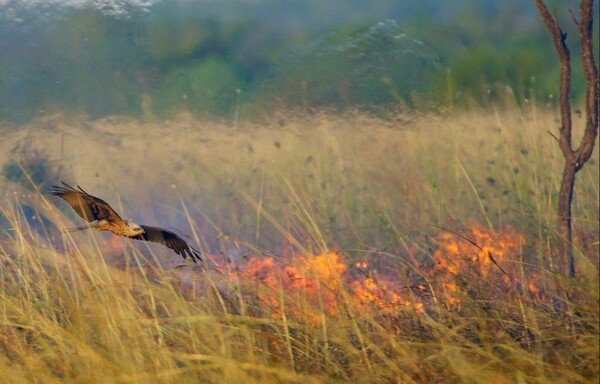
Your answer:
[0,0,160,21]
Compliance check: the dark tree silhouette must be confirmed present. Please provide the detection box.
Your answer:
[533,0,598,277]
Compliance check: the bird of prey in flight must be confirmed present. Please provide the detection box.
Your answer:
[51,182,202,263]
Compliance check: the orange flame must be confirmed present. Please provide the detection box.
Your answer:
[240,251,423,322]
[431,222,527,306]
[235,222,535,320]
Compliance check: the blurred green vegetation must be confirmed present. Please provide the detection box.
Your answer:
[0,0,597,122]
[258,20,440,111]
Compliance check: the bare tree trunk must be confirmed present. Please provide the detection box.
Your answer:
[558,163,576,277]
[533,0,598,277]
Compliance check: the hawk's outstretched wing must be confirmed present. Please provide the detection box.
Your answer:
[51,182,124,224]
[52,182,201,263]
[131,225,202,263]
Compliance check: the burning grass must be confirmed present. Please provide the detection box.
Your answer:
[0,213,597,383]
[0,106,598,383]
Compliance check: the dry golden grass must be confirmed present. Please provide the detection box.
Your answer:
[0,104,598,383]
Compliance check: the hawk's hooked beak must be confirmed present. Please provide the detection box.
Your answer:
[132,223,144,233]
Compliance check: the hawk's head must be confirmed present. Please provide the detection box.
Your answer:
[125,220,145,236]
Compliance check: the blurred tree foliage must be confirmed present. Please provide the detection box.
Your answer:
[257,20,440,111]
[0,0,596,122]
[152,57,242,115]
[408,0,596,108]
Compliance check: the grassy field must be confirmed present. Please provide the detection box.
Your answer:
[0,104,598,383]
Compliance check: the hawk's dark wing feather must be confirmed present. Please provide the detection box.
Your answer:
[132,225,202,263]
[51,182,124,223]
